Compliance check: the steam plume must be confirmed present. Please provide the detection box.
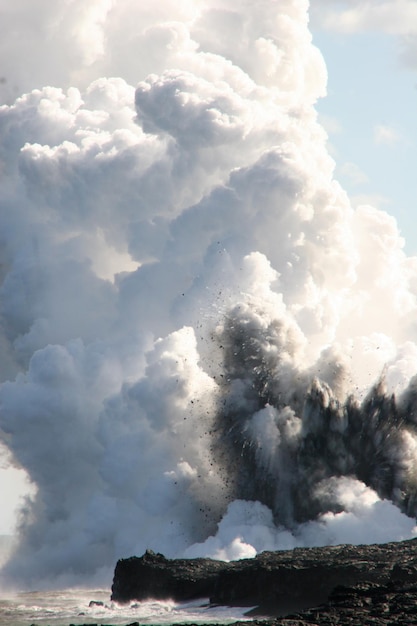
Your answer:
[1,0,417,588]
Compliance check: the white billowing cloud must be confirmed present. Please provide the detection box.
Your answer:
[310,0,417,69]
[0,465,34,535]
[349,193,391,213]
[374,123,402,146]
[0,0,114,103]
[185,478,417,560]
[1,328,222,584]
[339,161,369,186]
[311,0,417,35]
[0,0,326,107]
[302,477,417,547]
[0,0,417,590]
[400,33,417,69]
[318,113,343,136]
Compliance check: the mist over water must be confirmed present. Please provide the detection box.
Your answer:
[1,0,417,589]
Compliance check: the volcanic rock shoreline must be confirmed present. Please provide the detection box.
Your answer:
[110,538,417,624]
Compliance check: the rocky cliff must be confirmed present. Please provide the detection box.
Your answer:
[111,538,417,618]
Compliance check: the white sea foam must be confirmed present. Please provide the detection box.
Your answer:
[0,589,252,626]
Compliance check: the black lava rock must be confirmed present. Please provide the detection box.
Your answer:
[111,538,417,618]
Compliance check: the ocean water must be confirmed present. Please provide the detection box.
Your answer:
[0,589,253,626]
[0,541,251,625]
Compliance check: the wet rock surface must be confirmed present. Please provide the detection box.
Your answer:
[111,538,417,622]
[259,580,417,625]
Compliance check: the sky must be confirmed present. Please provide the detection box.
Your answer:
[310,1,417,255]
[1,0,417,590]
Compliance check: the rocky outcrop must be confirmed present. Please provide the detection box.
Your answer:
[285,580,417,625]
[111,538,417,617]
[111,549,226,605]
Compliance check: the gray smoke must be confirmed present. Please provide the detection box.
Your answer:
[213,304,417,527]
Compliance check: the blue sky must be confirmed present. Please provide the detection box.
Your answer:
[310,1,417,254]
